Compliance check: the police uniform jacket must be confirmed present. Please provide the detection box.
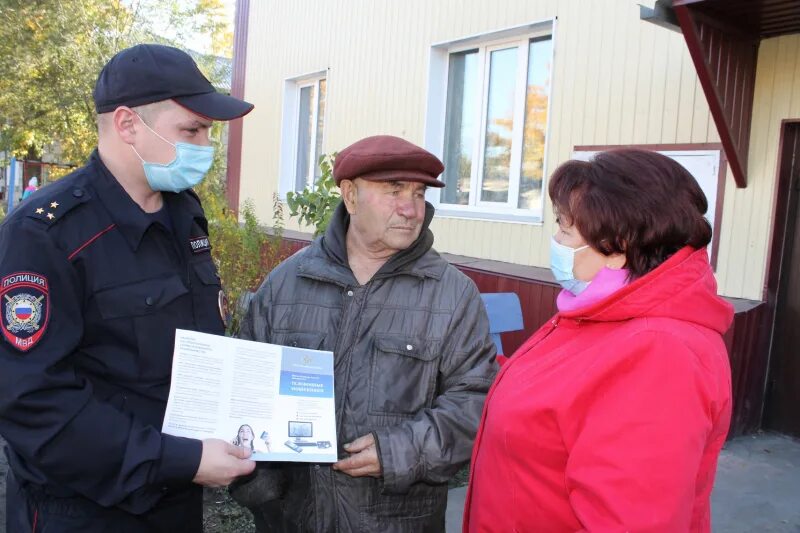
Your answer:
[0,150,224,513]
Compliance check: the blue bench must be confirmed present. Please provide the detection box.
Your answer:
[480,292,524,355]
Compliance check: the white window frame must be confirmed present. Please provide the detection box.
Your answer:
[424,19,557,224]
[278,70,328,199]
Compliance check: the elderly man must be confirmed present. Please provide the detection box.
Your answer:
[233,135,498,532]
[0,44,256,532]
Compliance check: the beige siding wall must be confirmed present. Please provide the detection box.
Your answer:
[714,34,800,300]
[238,0,799,300]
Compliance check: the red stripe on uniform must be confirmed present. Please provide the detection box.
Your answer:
[67,223,117,261]
[32,509,38,533]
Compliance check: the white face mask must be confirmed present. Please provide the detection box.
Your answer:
[550,236,590,295]
[130,115,215,193]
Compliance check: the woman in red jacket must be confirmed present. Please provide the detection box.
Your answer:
[464,149,733,533]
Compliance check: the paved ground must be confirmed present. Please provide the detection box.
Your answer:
[710,433,800,532]
[446,433,800,532]
[1,433,798,532]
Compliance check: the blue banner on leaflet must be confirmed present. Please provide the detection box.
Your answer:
[279,370,333,397]
[279,346,334,398]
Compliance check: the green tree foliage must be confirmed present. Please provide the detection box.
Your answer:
[286,153,341,237]
[0,0,231,166]
[195,126,285,335]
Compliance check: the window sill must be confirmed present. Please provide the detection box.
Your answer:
[433,207,544,225]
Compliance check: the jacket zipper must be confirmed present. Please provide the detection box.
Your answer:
[328,280,373,533]
[529,316,560,350]
[466,314,562,520]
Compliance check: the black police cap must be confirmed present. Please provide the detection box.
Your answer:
[93,44,253,121]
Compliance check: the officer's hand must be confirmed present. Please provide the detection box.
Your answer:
[193,438,256,488]
[332,433,382,478]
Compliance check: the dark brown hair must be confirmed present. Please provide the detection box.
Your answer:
[548,149,712,279]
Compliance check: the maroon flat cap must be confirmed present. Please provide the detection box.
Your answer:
[333,135,445,188]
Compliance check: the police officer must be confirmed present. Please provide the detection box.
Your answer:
[0,44,256,532]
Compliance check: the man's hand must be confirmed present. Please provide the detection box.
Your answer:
[193,438,256,487]
[332,433,382,478]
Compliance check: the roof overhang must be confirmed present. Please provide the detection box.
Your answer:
[642,0,800,188]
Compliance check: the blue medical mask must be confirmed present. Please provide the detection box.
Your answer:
[131,116,214,193]
[550,236,591,295]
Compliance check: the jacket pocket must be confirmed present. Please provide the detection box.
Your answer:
[191,259,225,332]
[271,331,326,350]
[95,274,189,319]
[94,275,190,381]
[192,259,221,285]
[358,493,445,533]
[369,335,437,416]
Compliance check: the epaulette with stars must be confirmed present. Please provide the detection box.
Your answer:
[26,186,91,226]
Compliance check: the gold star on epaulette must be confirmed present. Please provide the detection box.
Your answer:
[46,213,55,220]
[50,201,59,209]
[35,207,44,214]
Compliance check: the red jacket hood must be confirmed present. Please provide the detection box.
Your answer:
[560,247,734,335]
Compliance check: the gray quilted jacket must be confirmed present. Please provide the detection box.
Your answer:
[232,202,497,532]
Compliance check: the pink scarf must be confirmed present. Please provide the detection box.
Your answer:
[556,267,630,313]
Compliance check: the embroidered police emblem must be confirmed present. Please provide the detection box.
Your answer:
[218,289,229,329]
[1,272,50,352]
